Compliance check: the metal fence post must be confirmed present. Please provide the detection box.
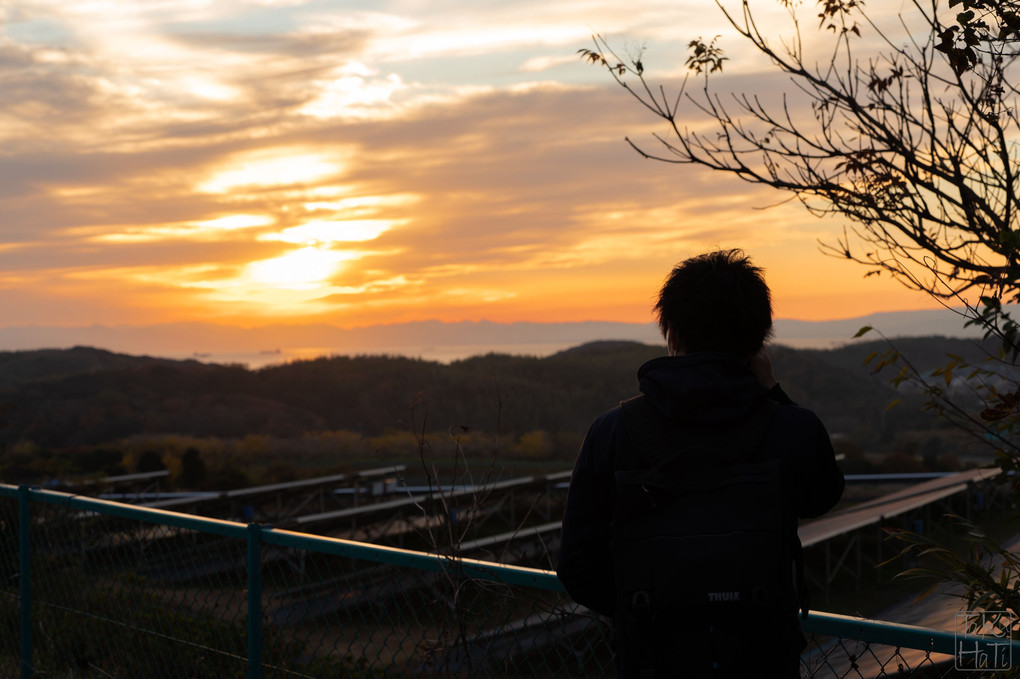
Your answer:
[18,485,32,679]
[247,523,263,679]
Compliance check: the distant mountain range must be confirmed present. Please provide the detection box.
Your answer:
[0,306,994,367]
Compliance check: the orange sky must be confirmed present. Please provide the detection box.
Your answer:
[0,1,950,333]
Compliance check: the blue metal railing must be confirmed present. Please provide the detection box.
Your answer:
[1,483,1015,678]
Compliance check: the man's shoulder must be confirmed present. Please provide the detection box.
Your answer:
[590,401,627,430]
[574,402,631,473]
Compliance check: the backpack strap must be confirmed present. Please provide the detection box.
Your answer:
[795,538,809,620]
[618,395,670,469]
[616,396,669,678]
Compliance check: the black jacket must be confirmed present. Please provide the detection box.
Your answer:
[557,352,845,621]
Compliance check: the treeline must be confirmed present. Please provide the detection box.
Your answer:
[0,337,1001,485]
[0,342,666,447]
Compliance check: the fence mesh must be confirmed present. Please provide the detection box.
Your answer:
[801,634,959,678]
[0,489,1013,678]
[0,491,613,678]
[255,545,611,678]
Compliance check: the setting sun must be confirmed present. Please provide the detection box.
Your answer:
[245,248,356,290]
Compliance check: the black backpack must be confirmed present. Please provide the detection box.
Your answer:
[611,395,806,678]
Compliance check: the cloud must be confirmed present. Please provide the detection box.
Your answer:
[0,69,825,321]
[519,54,578,73]
[0,0,922,329]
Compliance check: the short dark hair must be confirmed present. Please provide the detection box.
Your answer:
[654,249,773,357]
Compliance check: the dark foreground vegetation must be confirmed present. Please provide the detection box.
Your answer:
[0,338,1002,488]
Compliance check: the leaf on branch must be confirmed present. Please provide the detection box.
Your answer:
[817,0,862,34]
[864,269,881,278]
[981,389,1020,422]
[686,36,727,74]
[867,67,904,94]
[980,296,1003,311]
[894,567,939,582]
[853,325,873,338]
[577,48,606,66]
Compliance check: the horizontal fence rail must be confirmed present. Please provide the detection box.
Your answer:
[1,483,1016,678]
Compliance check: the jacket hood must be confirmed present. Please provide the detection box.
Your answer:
[638,352,770,424]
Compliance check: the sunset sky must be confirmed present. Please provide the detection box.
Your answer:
[0,0,949,334]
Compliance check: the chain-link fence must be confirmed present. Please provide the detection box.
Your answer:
[0,484,1015,678]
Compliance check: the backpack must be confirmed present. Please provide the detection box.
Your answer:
[611,395,806,678]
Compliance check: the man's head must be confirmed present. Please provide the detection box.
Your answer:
[654,249,773,357]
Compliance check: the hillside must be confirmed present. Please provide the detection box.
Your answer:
[0,343,663,447]
[0,338,999,485]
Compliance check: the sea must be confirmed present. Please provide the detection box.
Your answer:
[178,337,855,370]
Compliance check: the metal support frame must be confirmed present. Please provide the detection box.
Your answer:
[818,533,862,605]
[805,473,999,605]
[247,523,263,679]
[18,486,31,679]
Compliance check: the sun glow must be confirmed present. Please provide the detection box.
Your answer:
[244,247,357,290]
[298,63,407,120]
[198,149,345,194]
[260,219,399,245]
[183,76,239,102]
[303,193,420,213]
[88,214,276,243]
[196,215,275,230]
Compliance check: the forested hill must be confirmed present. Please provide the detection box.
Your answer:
[0,337,998,451]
